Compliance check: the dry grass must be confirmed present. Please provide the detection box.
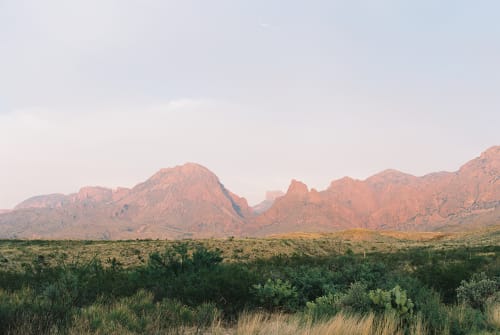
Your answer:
[408,313,428,335]
[269,229,451,242]
[1,225,498,271]
[487,303,500,329]
[234,312,408,335]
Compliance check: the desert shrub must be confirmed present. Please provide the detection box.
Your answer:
[415,255,487,304]
[0,271,26,291]
[329,258,387,291]
[410,286,449,334]
[41,270,79,324]
[135,245,256,318]
[341,281,372,313]
[369,285,414,317]
[156,298,195,329]
[0,287,70,334]
[304,282,371,321]
[304,293,339,321]
[146,243,222,276]
[456,273,499,311]
[122,289,156,318]
[69,291,219,333]
[0,240,499,334]
[252,278,299,312]
[284,265,336,304]
[447,304,487,335]
[194,302,221,329]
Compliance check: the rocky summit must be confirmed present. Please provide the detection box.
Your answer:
[0,146,498,239]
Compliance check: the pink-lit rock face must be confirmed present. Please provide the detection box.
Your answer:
[253,191,285,214]
[113,162,252,237]
[250,146,500,235]
[286,179,309,196]
[1,163,252,239]
[266,191,285,201]
[0,146,498,239]
[14,194,70,210]
[73,187,113,203]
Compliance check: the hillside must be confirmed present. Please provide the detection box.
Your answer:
[0,163,251,239]
[250,146,499,235]
[0,146,498,239]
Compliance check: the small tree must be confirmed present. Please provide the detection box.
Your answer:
[252,278,299,312]
[456,273,499,311]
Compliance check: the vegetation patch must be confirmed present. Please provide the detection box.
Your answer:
[0,228,499,334]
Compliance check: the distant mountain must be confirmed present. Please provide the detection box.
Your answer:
[249,146,499,235]
[15,194,69,210]
[0,146,498,239]
[252,191,285,214]
[0,163,252,239]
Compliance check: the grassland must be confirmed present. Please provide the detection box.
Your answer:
[0,226,499,334]
[1,227,498,271]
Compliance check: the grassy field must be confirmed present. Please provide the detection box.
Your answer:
[0,226,499,334]
[1,226,499,271]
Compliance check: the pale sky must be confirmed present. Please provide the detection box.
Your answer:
[0,0,499,208]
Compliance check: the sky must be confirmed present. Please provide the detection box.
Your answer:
[0,0,499,208]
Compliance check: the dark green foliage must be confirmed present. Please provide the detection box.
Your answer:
[340,281,372,313]
[456,272,499,311]
[282,265,336,304]
[137,243,256,317]
[448,304,487,335]
[0,242,498,334]
[304,293,339,321]
[413,252,489,304]
[304,282,374,321]
[252,278,299,312]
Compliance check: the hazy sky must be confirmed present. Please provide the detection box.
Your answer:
[1,0,499,208]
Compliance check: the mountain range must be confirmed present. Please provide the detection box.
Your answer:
[0,146,498,239]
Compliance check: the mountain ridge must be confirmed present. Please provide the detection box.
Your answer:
[250,146,499,235]
[0,146,498,239]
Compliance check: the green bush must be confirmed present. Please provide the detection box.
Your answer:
[410,287,449,334]
[448,304,487,335]
[369,285,414,317]
[252,278,299,312]
[340,282,372,313]
[194,302,221,329]
[456,273,499,311]
[304,282,371,321]
[284,266,336,304]
[304,293,339,321]
[0,287,70,334]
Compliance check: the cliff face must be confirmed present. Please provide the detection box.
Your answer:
[0,147,498,239]
[0,163,251,239]
[252,191,285,214]
[112,163,252,238]
[250,146,499,235]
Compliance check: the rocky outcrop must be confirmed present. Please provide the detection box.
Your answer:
[0,163,252,239]
[253,191,285,214]
[0,146,498,239]
[14,193,70,210]
[250,146,499,235]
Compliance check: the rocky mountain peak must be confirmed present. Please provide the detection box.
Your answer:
[286,179,309,196]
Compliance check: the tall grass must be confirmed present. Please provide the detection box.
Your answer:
[5,307,494,335]
[234,312,426,335]
[487,303,500,329]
